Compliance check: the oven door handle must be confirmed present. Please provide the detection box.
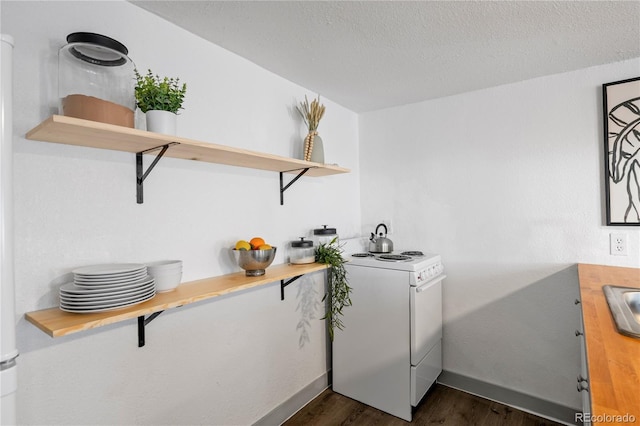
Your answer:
[415,274,446,293]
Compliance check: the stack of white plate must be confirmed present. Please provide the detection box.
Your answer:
[59,263,156,313]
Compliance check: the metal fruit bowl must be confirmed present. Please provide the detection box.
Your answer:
[232,247,277,276]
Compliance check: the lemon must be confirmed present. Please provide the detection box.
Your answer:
[258,244,272,250]
[235,240,251,251]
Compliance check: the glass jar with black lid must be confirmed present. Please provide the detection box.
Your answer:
[289,237,315,264]
[313,225,338,246]
[58,32,135,127]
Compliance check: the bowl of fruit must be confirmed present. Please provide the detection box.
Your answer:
[232,237,277,276]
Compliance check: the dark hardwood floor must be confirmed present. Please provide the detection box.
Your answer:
[283,384,562,426]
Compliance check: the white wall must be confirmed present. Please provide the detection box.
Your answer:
[359,58,640,410]
[5,0,639,422]
[2,1,360,424]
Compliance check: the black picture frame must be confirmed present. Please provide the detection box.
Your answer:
[603,76,640,226]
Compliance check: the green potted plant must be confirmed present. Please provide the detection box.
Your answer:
[315,237,352,340]
[134,68,187,135]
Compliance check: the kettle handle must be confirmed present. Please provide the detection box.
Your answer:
[375,223,388,236]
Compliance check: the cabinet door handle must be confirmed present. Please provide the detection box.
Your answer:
[577,382,589,392]
[577,374,588,383]
[575,330,584,336]
[575,299,581,305]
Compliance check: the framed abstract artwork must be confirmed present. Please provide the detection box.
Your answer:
[603,76,640,225]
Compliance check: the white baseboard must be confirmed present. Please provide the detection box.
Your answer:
[252,372,329,426]
[438,370,580,426]
[253,369,580,426]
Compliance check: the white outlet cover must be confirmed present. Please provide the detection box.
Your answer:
[609,232,628,256]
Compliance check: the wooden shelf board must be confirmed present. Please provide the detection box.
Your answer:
[25,262,329,338]
[26,115,349,177]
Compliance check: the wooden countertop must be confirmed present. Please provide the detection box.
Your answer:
[577,264,640,422]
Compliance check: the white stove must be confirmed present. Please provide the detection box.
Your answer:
[334,248,445,421]
[348,250,444,284]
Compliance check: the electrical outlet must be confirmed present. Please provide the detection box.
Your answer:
[610,232,628,256]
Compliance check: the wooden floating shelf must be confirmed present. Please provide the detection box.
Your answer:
[25,262,329,339]
[26,115,350,177]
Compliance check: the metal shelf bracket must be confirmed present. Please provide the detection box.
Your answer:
[279,168,310,205]
[137,311,164,347]
[136,142,180,204]
[280,275,303,300]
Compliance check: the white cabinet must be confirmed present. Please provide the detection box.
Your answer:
[576,298,591,426]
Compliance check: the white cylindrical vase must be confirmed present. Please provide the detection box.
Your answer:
[145,110,177,135]
[310,134,325,164]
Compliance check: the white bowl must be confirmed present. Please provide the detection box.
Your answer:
[148,266,183,275]
[147,260,182,271]
[150,269,183,293]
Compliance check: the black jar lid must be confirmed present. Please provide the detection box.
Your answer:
[66,32,129,66]
[313,225,337,235]
[292,237,314,248]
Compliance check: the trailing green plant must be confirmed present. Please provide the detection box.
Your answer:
[134,68,187,114]
[315,237,352,340]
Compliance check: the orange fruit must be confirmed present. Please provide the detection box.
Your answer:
[250,237,265,249]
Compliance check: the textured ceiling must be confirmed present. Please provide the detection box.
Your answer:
[130,1,640,112]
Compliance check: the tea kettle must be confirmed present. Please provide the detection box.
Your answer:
[369,223,394,253]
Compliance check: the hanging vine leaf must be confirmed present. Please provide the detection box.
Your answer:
[315,237,352,341]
